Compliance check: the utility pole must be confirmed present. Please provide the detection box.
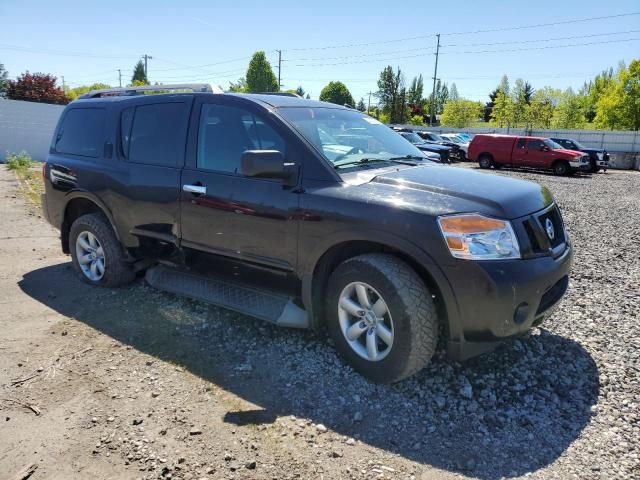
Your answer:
[430,34,441,126]
[276,50,282,89]
[61,76,65,90]
[142,54,153,80]
[117,69,122,88]
[367,91,372,114]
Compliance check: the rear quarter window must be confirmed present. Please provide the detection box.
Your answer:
[55,108,106,158]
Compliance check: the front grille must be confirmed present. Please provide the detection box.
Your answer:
[537,206,565,249]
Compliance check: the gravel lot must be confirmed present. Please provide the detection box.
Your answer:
[1,164,638,479]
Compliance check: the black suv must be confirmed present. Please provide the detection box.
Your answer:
[550,137,609,173]
[41,84,572,383]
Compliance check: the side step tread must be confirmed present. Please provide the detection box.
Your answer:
[145,266,308,328]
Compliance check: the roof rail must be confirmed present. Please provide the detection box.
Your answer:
[79,83,224,99]
[253,92,302,98]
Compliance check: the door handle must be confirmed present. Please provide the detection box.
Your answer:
[183,184,207,195]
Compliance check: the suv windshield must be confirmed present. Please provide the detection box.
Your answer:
[277,107,425,166]
[544,139,563,150]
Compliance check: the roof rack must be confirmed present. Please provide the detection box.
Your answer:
[252,92,302,98]
[79,83,224,99]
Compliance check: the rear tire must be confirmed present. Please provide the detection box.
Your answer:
[326,253,439,383]
[553,160,570,176]
[69,213,135,287]
[478,154,493,169]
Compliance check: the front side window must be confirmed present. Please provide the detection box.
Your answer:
[517,138,526,149]
[197,104,284,173]
[128,103,186,167]
[528,139,544,150]
[55,108,105,158]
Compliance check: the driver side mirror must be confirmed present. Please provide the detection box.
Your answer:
[540,145,549,152]
[240,150,286,178]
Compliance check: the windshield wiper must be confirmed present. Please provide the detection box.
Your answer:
[333,158,399,169]
[386,155,425,163]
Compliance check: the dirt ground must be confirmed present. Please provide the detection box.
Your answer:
[1,164,638,480]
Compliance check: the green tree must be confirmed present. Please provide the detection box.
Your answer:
[228,77,247,92]
[441,99,483,128]
[490,90,515,128]
[245,51,279,93]
[356,97,366,112]
[407,74,423,104]
[595,59,640,130]
[484,88,499,122]
[376,66,407,123]
[449,83,459,101]
[0,62,8,94]
[425,79,449,117]
[498,74,510,96]
[319,81,354,107]
[6,72,70,104]
[552,88,584,129]
[131,60,148,85]
[524,88,557,129]
[295,86,305,97]
[66,83,111,100]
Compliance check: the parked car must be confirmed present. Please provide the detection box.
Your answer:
[468,134,591,175]
[550,137,609,173]
[41,85,572,383]
[413,131,464,161]
[394,129,452,163]
[440,133,470,159]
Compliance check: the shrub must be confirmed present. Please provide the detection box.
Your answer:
[378,112,391,124]
[5,151,33,171]
[409,114,424,126]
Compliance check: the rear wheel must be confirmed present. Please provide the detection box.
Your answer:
[69,213,135,287]
[478,154,493,169]
[326,253,439,383]
[553,160,570,176]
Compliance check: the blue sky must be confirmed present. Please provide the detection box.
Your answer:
[1,0,638,104]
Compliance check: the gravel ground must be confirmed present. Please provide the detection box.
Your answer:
[1,165,639,479]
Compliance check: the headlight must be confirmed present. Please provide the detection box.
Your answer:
[437,214,521,260]
[597,152,604,160]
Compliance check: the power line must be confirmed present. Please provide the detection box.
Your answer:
[442,29,640,47]
[281,11,639,52]
[0,44,136,58]
[151,55,254,72]
[288,37,639,67]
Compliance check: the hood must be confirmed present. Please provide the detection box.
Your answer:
[416,142,450,152]
[552,148,584,158]
[344,164,552,219]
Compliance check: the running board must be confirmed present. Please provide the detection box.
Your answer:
[145,266,309,329]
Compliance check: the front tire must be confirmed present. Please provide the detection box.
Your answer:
[326,254,439,383]
[553,160,570,176]
[69,213,135,287]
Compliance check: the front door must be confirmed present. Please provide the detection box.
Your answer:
[180,97,299,289]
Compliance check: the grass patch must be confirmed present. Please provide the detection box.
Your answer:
[5,151,44,207]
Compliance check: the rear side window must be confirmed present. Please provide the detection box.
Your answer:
[516,138,526,149]
[127,103,186,167]
[55,108,105,158]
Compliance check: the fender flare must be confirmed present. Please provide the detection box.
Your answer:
[62,190,122,243]
[300,228,463,342]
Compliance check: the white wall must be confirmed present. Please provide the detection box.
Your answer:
[0,99,64,161]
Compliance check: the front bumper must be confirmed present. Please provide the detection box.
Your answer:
[445,244,573,361]
[569,160,591,170]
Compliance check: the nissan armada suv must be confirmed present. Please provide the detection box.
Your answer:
[41,84,572,383]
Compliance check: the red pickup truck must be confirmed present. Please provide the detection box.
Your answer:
[468,134,591,175]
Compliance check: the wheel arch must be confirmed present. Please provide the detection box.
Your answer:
[61,192,120,254]
[300,232,463,344]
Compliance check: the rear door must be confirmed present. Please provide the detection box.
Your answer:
[511,137,528,166]
[107,97,191,247]
[180,95,299,287]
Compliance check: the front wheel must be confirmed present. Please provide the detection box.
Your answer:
[553,160,570,176]
[326,254,439,383]
[69,213,135,287]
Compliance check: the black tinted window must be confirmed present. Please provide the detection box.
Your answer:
[197,104,284,173]
[120,107,134,157]
[517,138,526,149]
[55,108,105,158]
[528,139,543,150]
[128,103,186,166]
